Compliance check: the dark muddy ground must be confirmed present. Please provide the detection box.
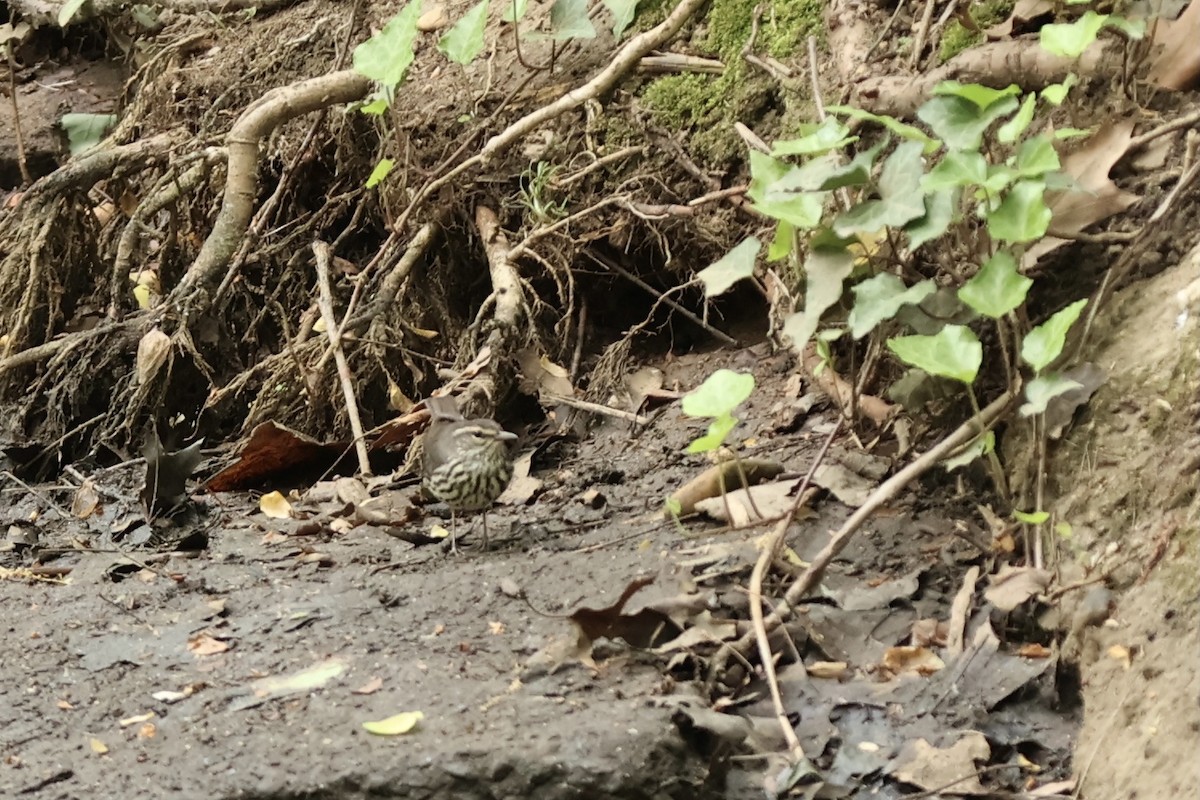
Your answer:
[0,344,1081,799]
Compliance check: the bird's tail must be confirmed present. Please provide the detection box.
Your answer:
[425,395,465,422]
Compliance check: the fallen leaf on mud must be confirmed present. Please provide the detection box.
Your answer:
[231,658,348,711]
[354,492,419,526]
[568,575,681,657]
[811,463,877,507]
[205,421,359,492]
[70,480,100,519]
[352,676,384,695]
[984,566,1052,610]
[497,451,540,505]
[187,634,230,657]
[889,732,990,794]
[910,618,949,648]
[142,434,204,519]
[1018,643,1052,658]
[119,711,155,727]
[822,568,922,612]
[624,366,665,411]
[1030,778,1077,796]
[947,566,980,657]
[261,530,288,545]
[516,347,575,398]
[880,646,945,677]
[137,722,156,739]
[653,611,737,653]
[363,711,424,736]
[334,477,370,506]
[151,686,197,703]
[498,577,522,598]
[984,0,1053,38]
[259,491,293,519]
[1043,362,1107,439]
[89,738,108,755]
[488,621,506,635]
[1107,644,1133,669]
[668,458,785,517]
[694,480,814,526]
[808,661,850,679]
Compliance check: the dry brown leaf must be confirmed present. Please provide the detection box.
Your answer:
[187,633,230,657]
[890,733,990,794]
[352,676,384,695]
[135,328,172,385]
[1147,0,1200,90]
[880,645,945,677]
[985,565,1053,610]
[71,480,100,519]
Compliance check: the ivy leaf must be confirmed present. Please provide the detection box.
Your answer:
[906,189,958,250]
[917,95,1020,152]
[366,158,395,188]
[58,0,88,26]
[687,414,737,453]
[1013,136,1060,177]
[998,94,1037,144]
[777,139,885,192]
[61,113,117,155]
[696,237,761,297]
[747,151,826,229]
[1040,11,1107,59]
[768,222,794,261]
[550,0,596,39]
[603,0,639,37]
[825,105,942,153]
[1013,509,1050,524]
[942,431,995,471]
[1020,373,1085,416]
[833,140,927,235]
[1040,74,1079,106]
[773,118,858,157]
[958,251,1032,319]
[932,80,1021,110]
[501,0,529,23]
[888,325,983,384]
[1022,299,1087,373]
[847,274,936,339]
[922,151,987,191]
[781,240,856,352]
[682,369,755,418]
[353,1,423,87]
[437,0,489,65]
[987,180,1051,243]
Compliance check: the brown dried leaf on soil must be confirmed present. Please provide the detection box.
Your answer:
[1147,0,1200,90]
[889,732,991,794]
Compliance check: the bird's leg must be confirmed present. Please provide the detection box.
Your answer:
[449,510,459,556]
[480,511,490,552]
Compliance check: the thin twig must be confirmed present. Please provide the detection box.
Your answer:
[542,393,650,425]
[747,420,842,757]
[312,241,371,476]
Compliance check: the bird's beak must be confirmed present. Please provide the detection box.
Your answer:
[497,431,518,441]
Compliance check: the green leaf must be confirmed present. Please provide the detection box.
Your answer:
[58,0,88,26]
[501,0,529,22]
[1104,15,1145,39]
[366,158,395,188]
[917,95,1020,151]
[958,251,1032,319]
[979,163,1016,196]
[603,0,639,36]
[437,0,489,64]
[932,80,1021,110]
[847,274,936,339]
[768,222,794,261]
[997,94,1036,144]
[353,1,422,87]
[61,113,117,155]
[906,188,957,250]
[1013,509,1050,525]
[1013,136,1060,177]
[986,180,1051,243]
[776,140,885,192]
[360,94,390,114]
[1040,11,1107,59]
[1020,373,1084,416]
[888,325,982,384]
[942,431,995,471]
[922,150,987,191]
[1022,299,1087,372]
[696,237,761,297]
[773,118,858,157]
[550,0,596,39]
[747,151,827,229]
[781,242,856,352]
[682,369,755,418]
[664,496,683,517]
[826,105,942,153]
[687,414,738,453]
[833,140,927,235]
[1040,74,1078,106]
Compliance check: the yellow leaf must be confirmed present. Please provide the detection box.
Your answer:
[89,738,109,754]
[429,524,449,540]
[407,326,439,339]
[363,711,424,736]
[259,491,293,519]
[133,283,153,309]
[313,317,327,333]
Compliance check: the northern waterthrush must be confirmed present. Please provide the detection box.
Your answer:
[420,395,517,553]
